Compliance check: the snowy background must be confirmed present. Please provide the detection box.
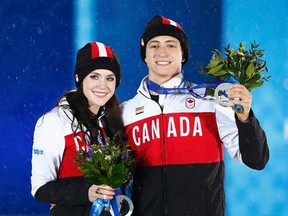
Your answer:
[0,0,287,215]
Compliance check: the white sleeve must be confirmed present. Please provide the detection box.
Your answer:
[215,104,243,163]
[31,110,65,197]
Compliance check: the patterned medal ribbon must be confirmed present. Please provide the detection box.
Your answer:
[147,76,243,112]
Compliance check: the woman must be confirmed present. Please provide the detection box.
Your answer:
[31,42,126,215]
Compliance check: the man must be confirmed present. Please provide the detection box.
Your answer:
[121,15,269,216]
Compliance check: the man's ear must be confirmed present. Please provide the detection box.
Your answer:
[182,50,185,62]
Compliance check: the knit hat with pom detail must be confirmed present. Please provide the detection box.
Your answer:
[140,15,190,65]
[74,42,121,88]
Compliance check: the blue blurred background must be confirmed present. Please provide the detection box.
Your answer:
[0,0,287,215]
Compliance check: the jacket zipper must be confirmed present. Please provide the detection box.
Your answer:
[159,105,168,215]
[157,104,169,215]
[147,92,169,215]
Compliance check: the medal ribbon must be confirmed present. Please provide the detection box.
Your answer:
[90,113,121,216]
[147,79,221,98]
[90,187,122,216]
[90,199,110,216]
[147,75,243,112]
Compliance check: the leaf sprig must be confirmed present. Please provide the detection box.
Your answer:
[199,41,270,96]
[74,135,135,188]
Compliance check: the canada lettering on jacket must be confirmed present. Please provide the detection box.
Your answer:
[132,116,203,146]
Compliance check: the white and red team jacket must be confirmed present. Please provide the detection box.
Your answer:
[121,74,269,216]
[31,98,93,215]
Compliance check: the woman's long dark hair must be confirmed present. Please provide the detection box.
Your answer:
[58,85,126,145]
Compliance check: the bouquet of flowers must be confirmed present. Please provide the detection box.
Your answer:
[199,41,270,96]
[74,135,135,216]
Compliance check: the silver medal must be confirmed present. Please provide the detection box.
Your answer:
[214,83,232,107]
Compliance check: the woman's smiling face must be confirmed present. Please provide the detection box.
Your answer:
[82,69,116,114]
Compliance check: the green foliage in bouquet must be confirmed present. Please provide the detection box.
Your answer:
[199,41,270,96]
[74,135,135,188]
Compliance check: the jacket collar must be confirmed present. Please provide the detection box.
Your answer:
[138,73,184,97]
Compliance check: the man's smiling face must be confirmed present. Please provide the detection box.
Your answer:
[145,35,184,85]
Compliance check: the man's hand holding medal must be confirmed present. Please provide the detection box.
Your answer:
[199,41,270,120]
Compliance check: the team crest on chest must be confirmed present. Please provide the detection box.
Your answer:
[185,98,195,109]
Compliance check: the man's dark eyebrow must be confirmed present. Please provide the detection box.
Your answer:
[148,39,178,44]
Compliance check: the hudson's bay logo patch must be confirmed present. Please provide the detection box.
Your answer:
[135,106,144,115]
[185,98,195,109]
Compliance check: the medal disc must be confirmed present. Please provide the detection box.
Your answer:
[117,195,133,216]
[214,83,232,107]
[109,195,134,216]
